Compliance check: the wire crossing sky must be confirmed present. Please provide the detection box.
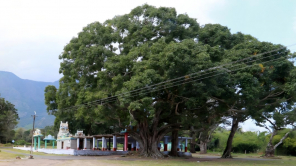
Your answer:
[0,0,295,82]
[60,45,295,112]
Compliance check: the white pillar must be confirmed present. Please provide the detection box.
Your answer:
[185,139,188,152]
[164,136,168,151]
[113,136,117,151]
[93,137,95,150]
[104,138,107,150]
[136,141,139,151]
[84,138,87,149]
[177,140,181,151]
[131,142,135,151]
[77,138,80,150]
[102,137,105,151]
[158,143,161,150]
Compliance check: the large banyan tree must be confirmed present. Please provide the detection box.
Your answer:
[45,4,296,158]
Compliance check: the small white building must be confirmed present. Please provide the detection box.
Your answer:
[56,121,92,150]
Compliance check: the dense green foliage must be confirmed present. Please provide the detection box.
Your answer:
[0,95,19,143]
[205,127,296,156]
[209,128,266,153]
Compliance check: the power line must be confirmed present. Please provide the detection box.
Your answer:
[85,52,289,105]
[81,50,289,105]
[59,44,296,111]
[61,48,291,111]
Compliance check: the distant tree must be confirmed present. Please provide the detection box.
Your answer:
[0,95,19,143]
[14,128,25,140]
[23,129,32,142]
[255,106,296,157]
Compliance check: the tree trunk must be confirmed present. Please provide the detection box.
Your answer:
[264,130,276,157]
[221,117,239,158]
[170,129,178,156]
[137,135,163,158]
[129,109,180,158]
[132,122,164,158]
[199,141,207,154]
[265,144,275,157]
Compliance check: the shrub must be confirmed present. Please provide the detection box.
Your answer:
[232,143,260,153]
[15,140,27,145]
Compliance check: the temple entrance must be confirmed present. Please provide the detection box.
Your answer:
[61,141,64,149]
[79,139,83,149]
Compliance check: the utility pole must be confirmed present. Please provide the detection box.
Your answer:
[30,111,37,158]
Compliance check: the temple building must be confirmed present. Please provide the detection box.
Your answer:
[56,121,192,153]
[56,121,77,149]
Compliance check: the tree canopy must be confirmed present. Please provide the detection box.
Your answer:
[0,95,19,143]
[45,4,296,158]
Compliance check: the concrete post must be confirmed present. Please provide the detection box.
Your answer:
[77,138,80,150]
[92,137,95,150]
[124,133,128,151]
[105,138,108,150]
[131,142,135,151]
[38,136,41,149]
[164,136,168,151]
[136,141,139,151]
[102,137,105,151]
[185,139,188,152]
[113,136,117,151]
[97,140,99,150]
[34,137,36,150]
[45,140,47,149]
[84,138,87,149]
[52,141,55,149]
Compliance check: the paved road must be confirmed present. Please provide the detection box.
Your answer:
[1,149,272,161]
[0,149,134,160]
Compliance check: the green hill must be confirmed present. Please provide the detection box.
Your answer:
[0,71,58,129]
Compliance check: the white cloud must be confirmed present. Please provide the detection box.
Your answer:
[0,0,227,82]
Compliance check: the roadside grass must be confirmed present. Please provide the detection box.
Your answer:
[0,143,12,147]
[194,151,296,159]
[0,150,25,160]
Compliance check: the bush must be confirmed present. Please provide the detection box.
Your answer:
[4,143,12,147]
[15,140,27,145]
[232,143,260,153]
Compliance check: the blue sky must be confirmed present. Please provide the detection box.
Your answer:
[0,0,295,131]
[212,0,296,53]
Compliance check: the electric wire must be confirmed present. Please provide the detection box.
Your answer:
[78,46,292,105]
[66,49,289,108]
[61,49,291,111]
[93,52,289,105]
[59,44,296,111]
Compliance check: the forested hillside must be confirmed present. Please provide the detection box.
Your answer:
[0,71,58,129]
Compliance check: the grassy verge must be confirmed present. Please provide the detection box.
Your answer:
[0,150,25,160]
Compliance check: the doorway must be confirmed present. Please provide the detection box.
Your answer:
[79,139,84,149]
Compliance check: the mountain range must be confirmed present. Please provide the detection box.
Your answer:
[0,71,59,129]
